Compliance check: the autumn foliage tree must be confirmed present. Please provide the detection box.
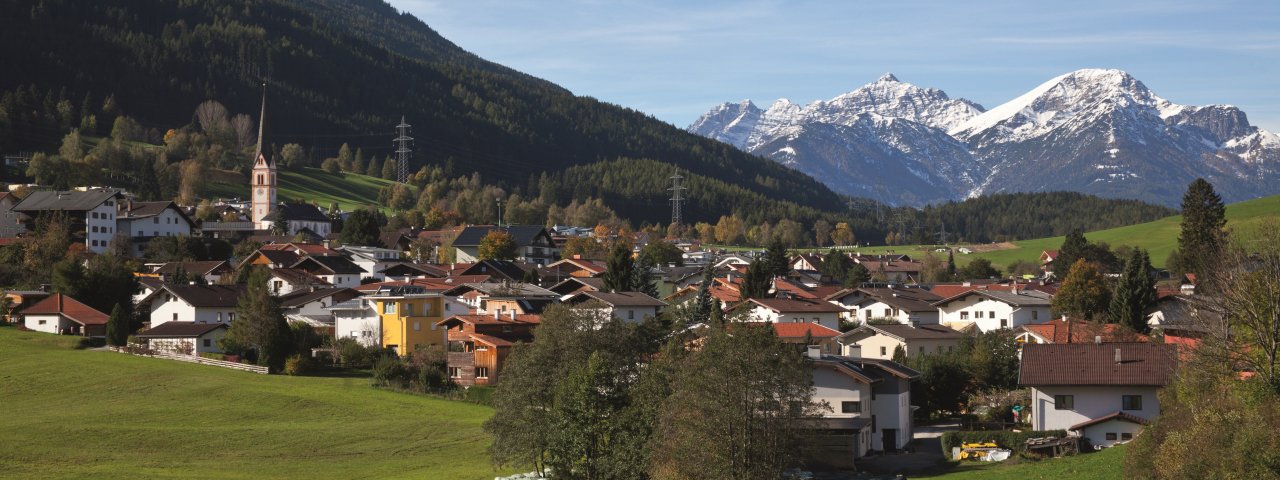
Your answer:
[1051,259,1112,321]
[477,229,518,261]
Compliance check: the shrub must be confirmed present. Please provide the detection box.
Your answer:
[464,386,495,406]
[74,337,106,349]
[198,352,225,360]
[338,339,375,367]
[284,354,309,376]
[940,430,1067,457]
[372,355,408,387]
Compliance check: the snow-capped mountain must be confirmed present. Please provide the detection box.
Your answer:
[689,69,1280,206]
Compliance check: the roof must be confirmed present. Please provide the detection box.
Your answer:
[1068,411,1151,431]
[548,277,607,295]
[276,203,330,222]
[934,288,1053,308]
[19,294,109,325]
[1018,343,1177,387]
[135,322,227,338]
[769,322,841,339]
[118,201,194,227]
[446,282,558,298]
[153,261,230,276]
[260,242,340,256]
[851,287,943,312]
[841,323,964,342]
[773,278,818,299]
[159,285,246,308]
[437,313,542,328]
[278,288,358,308]
[1015,319,1148,344]
[293,255,365,275]
[11,189,121,213]
[747,297,846,314]
[567,291,667,307]
[460,260,532,281]
[547,258,608,275]
[451,225,552,247]
[270,268,332,287]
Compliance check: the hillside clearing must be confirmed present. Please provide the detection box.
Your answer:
[0,328,508,479]
[203,167,403,214]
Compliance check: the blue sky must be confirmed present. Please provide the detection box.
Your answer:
[392,0,1280,132]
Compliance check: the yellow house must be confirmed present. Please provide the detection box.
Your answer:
[366,286,446,356]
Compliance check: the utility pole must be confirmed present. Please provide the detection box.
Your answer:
[936,221,949,245]
[394,116,412,184]
[496,197,504,228]
[668,169,686,227]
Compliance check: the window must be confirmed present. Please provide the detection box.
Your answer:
[1032,310,1039,320]
[383,302,397,314]
[476,367,489,379]
[976,311,984,318]
[1105,432,1117,441]
[448,367,462,378]
[91,226,98,233]
[919,346,925,354]
[445,303,451,311]
[413,321,420,331]
[1001,319,1009,328]
[153,218,159,224]
[172,313,178,321]
[203,339,212,347]
[989,311,996,319]
[1121,433,1133,441]
[1054,395,1074,410]
[404,304,414,316]
[38,319,46,325]
[884,308,891,317]
[1122,395,1143,410]
[960,311,969,320]
[880,346,887,356]
[841,401,861,414]
[217,312,223,322]
[228,313,234,322]
[628,310,635,320]
[871,415,877,432]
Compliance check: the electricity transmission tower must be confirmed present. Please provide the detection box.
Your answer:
[668,170,687,226]
[394,116,412,184]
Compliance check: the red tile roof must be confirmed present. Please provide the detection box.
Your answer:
[1068,411,1150,431]
[746,297,846,313]
[1016,319,1148,344]
[1019,343,1177,387]
[19,294,109,325]
[769,322,841,339]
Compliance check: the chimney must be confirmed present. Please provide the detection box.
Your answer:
[493,310,499,320]
[508,309,515,320]
[1114,347,1122,363]
[806,344,822,360]
[1095,335,1102,344]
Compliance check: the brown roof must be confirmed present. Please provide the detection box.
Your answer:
[19,294,109,325]
[160,285,246,308]
[135,322,227,338]
[1018,343,1177,387]
[154,261,230,276]
[270,268,332,287]
[769,322,841,339]
[844,323,964,342]
[747,297,846,313]
[1015,319,1148,344]
[568,291,667,307]
[437,313,542,327]
[1068,411,1151,431]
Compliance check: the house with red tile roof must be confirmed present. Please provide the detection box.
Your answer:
[1013,318,1147,346]
[738,297,846,331]
[19,293,110,337]
[437,311,540,386]
[835,323,964,359]
[1019,343,1177,448]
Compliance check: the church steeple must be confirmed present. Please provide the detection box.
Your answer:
[251,81,277,229]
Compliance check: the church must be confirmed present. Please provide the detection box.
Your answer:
[247,84,331,238]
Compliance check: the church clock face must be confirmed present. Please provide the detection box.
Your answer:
[257,188,265,196]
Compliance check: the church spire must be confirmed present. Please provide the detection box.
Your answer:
[254,80,267,165]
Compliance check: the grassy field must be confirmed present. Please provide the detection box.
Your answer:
[204,167,404,213]
[849,194,1280,270]
[917,445,1125,480]
[0,327,510,479]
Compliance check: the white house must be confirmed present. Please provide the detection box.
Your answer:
[11,188,123,254]
[18,293,109,337]
[836,323,964,359]
[134,322,228,355]
[267,268,331,296]
[933,288,1053,332]
[327,299,380,347]
[1019,343,1177,448]
[291,256,364,289]
[116,201,196,256]
[741,297,845,331]
[278,288,359,317]
[827,287,942,325]
[141,284,245,328]
[564,290,666,323]
[808,351,920,455]
[338,245,404,280]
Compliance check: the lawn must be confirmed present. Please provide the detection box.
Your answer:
[203,167,405,213]
[0,327,510,479]
[917,445,1126,480]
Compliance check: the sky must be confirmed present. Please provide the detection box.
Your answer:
[391,0,1280,132]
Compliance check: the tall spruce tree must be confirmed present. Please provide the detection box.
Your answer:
[630,256,659,298]
[1053,229,1089,275]
[1109,248,1156,332]
[691,264,715,324]
[223,268,292,371]
[763,239,790,277]
[1178,178,1226,280]
[106,303,129,347]
[602,244,634,292]
[740,257,773,300]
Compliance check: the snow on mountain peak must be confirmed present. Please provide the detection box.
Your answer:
[876,72,900,83]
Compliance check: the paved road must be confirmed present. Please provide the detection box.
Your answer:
[856,423,958,475]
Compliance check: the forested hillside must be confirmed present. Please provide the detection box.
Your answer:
[0,0,842,223]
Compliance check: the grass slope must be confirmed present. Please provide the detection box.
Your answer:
[853,194,1280,270]
[917,446,1124,480]
[204,167,403,213]
[0,328,507,479]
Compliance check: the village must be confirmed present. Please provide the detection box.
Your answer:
[0,108,1212,474]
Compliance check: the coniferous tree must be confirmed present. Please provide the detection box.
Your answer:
[630,257,659,298]
[107,303,129,347]
[1053,229,1089,275]
[602,244,634,292]
[366,156,381,177]
[691,264,715,324]
[740,257,773,300]
[844,262,870,288]
[381,157,397,180]
[1109,248,1156,333]
[763,239,790,278]
[223,268,292,371]
[946,250,957,279]
[337,143,353,171]
[820,248,851,281]
[1178,178,1226,280]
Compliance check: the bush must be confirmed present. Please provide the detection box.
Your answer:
[464,386,495,406]
[198,352,225,360]
[338,338,375,367]
[940,430,1067,457]
[372,355,408,387]
[74,337,106,349]
[284,354,310,376]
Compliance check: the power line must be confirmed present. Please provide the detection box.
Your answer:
[668,169,686,227]
[394,116,412,184]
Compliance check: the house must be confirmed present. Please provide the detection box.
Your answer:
[337,245,405,280]
[933,288,1053,332]
[564,290,667,323]
[10,188,124,253]
[1019,343,1177,448]
[115,200,196,256]
[134,322,228,355]
[740,297,845,331]
[1013,318,1146,346]
[544,257,607,279]
[266,268,331,296]
[713,254,753,269]
[380,262,446,281]
[827,287,942,325]
[142,284,244,328]
[328,299,380,347]
[836,323,964,359]
[18,293,109,337]
[444,282,558,314]
[151,261,232,284]
[364,285,446,356]
[278,287,359,317]
[3,289,51,323]
[791,253,826,272]
[0,192,25,238]
[768,322,842,355]
[291,255,365,289]
[264,203,332,237]
[1145,294,1214,351]
[458,259,535,283]
[451,225,559,266]
[1040,250,1059,273]
[807,350,920,462]
[548,277,607,298]
[437,311,540,387]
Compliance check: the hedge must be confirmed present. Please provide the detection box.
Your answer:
[940,430,1067,457]
[464,386,495,406]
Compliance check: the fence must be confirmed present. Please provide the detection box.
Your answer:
[116,346,269,374]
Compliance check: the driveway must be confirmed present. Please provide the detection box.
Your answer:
[855,423,958,475]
